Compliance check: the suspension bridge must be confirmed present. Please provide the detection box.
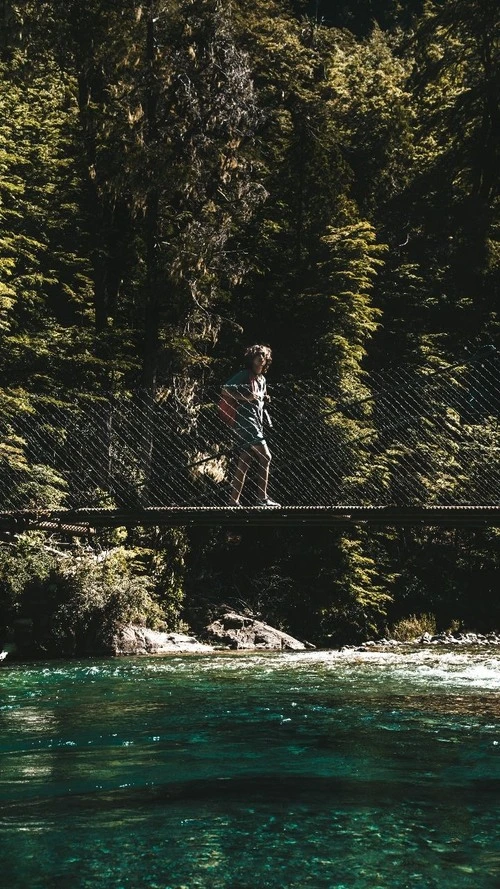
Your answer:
[0,348,499,532]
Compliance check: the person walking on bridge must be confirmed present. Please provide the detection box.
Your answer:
[222,345,280,507]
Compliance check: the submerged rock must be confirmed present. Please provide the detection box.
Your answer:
[205,612,308,651]
[112,625,213,656]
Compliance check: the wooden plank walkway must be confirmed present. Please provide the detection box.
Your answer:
[1,505,500,533]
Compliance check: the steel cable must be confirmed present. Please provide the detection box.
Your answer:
[0,350,499,510]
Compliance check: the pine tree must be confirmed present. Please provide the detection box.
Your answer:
[0,54,94,392]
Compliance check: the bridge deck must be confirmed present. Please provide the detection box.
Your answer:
[1,506,499,533]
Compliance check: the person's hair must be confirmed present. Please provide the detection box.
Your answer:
[244,344,272,373]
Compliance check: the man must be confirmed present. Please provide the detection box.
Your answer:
[222,344,280,507]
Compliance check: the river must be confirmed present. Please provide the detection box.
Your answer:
[1,648,499,888]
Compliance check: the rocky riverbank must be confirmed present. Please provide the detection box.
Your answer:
[344,630,500,652]
[111,613,314,655]
[3,620,500,662]
[1,612,312,660]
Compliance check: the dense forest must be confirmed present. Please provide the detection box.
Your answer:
[0,0,499,655]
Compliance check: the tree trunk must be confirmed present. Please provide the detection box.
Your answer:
[141,1,161,393]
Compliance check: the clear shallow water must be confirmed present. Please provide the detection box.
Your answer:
[1,648,499,889]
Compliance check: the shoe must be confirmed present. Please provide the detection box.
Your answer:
[256,497,281,507]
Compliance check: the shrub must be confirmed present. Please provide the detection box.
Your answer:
[1,539,168,656]
[37,549,165,656]
[0,533,56,631]
[390,612,437,641]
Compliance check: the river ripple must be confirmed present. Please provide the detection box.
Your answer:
[1,648,499,888]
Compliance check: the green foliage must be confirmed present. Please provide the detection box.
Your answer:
[315,530,394,643]
[40,549,164,656]
[125,526,189,629]
[0,1,499,649]
[0,532,56,629]
[0,53,95,392]
[318,219,385,380]
[1,537,170,656]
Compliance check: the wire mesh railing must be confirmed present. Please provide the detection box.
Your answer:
[0,348,499,511]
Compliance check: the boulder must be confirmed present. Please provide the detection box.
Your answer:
[112,625,213,656]
[205,612,307,651]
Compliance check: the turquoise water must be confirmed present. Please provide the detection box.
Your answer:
[1,649,499,888]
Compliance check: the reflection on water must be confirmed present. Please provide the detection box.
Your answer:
[1,648,499,888]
